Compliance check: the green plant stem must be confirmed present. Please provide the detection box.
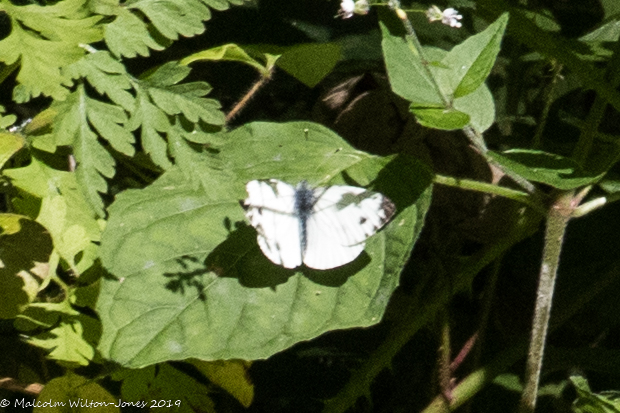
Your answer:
[438,309,453,403]
[225,68,273,123]
[517,190,573,413]
[322,209,541,413]
[432,174,544,213]
[473,256,502,367]
[421,255,620,413]
[572,96,607,166]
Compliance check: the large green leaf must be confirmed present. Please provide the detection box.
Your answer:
[98,121,432,367]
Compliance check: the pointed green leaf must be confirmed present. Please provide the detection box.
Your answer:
[411,106,470,130]
[249,43,341,88]
[181,43,268,74]
[488,149,604,189]
[381,22,444,106]
[0,132,24,169]
[437,13,508,98]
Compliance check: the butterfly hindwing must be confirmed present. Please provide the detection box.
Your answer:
[244,180,303,268]
[303,185,394,269]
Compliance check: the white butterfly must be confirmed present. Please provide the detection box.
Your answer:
[243,179,396,270]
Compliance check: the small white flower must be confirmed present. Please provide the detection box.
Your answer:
[426,5,463,28]
[339,0,355,18]
[339,0,370,19]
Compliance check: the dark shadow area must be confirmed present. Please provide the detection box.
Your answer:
[163,255,212,300]
[205,219,366,288]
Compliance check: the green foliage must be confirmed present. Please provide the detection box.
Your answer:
[35,372,118,411]
[16,302,98,367]
[0,132,23,168]
[0,214,52,318]
[488,150,604,190]
[112,364,216,412]
[572,375,620,413]
[97,121,431,367]
[2,0,620,412]
[381,13,503,133]
[99,0,245,58]
[0,0,102,101]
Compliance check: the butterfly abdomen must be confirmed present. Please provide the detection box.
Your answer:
[294,181,315,255]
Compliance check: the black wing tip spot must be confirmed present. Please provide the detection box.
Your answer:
[382,197,396,221]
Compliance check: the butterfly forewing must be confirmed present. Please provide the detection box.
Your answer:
[244,180,303,268]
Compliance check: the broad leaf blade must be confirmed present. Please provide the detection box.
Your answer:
[440,13,508,98]
[381,22,444,106]
[98,121,432,367]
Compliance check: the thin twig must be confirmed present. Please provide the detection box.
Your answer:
[226,69,274,124]
[0,377,43,396]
